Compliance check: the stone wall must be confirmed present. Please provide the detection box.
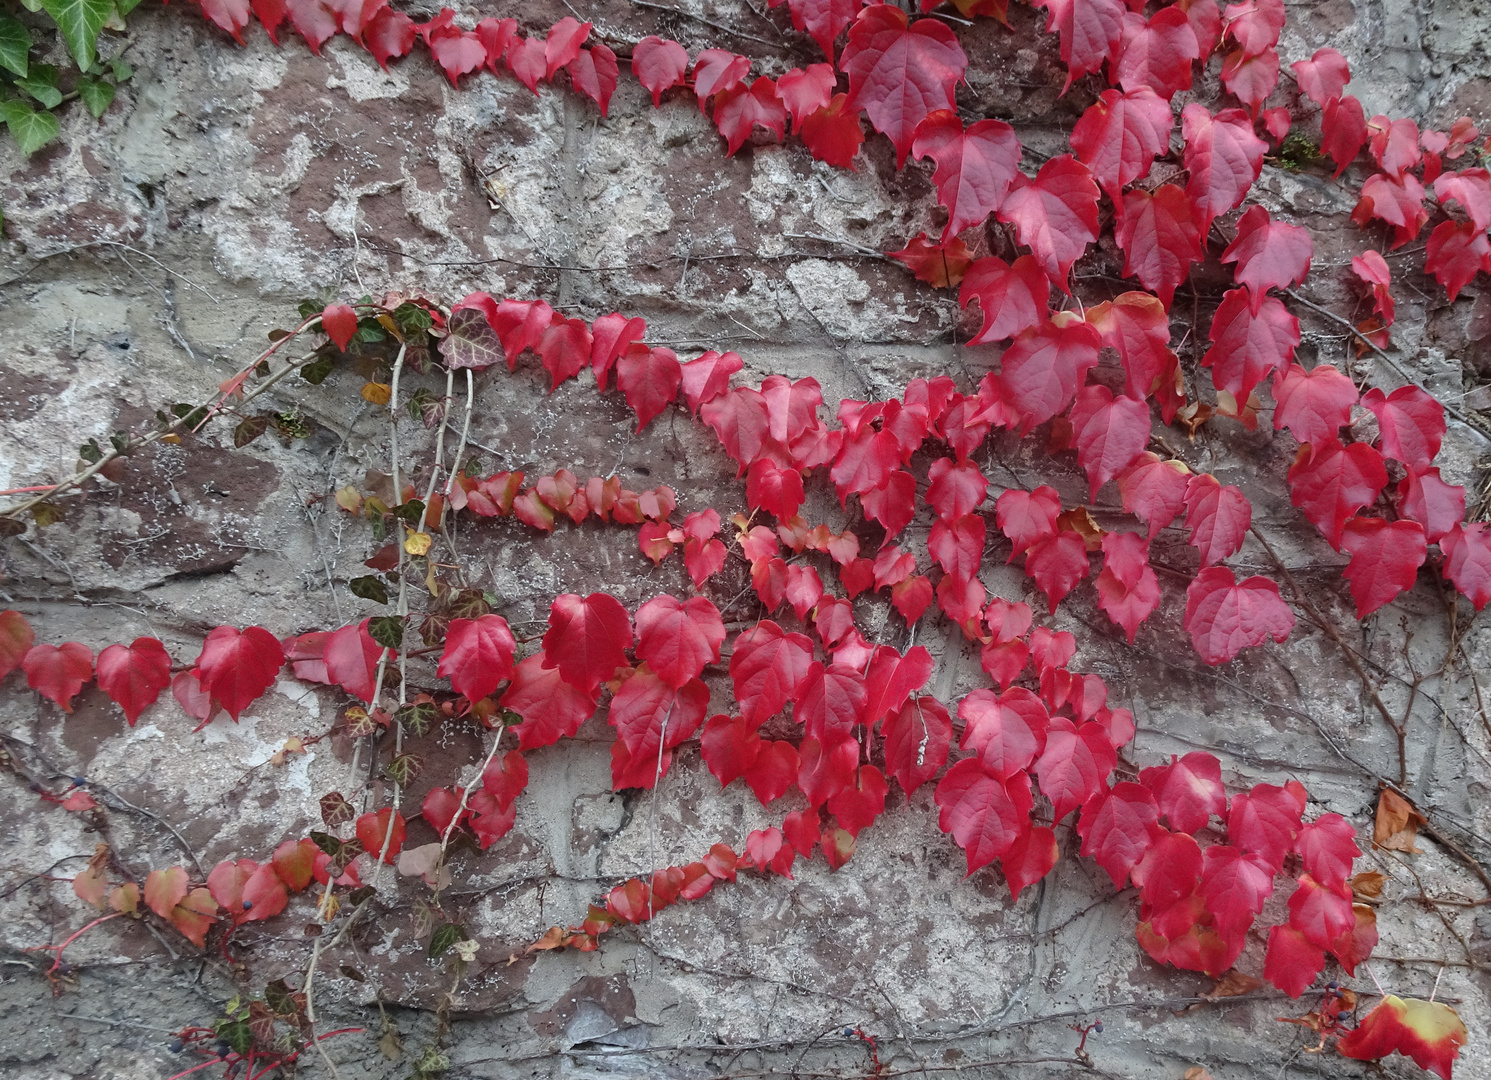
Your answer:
[1,1,1489,1078]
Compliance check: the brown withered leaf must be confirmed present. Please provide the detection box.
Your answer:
[1374,788,1425,852]
[1350,869,1386,899]
[1184,1069,1216,1080]
[1057,507,1105,552]
[1175,400,1213,438]
[1202,970,1263,1000]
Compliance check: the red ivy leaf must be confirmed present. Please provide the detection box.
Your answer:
[1221,205,1313,301]
[195,626,284,721]
[1077,781,1159,890]
[1183,566,1294,664]
[1183,473,1251,567]
[959,255,1051,344]
[713,77,788,156]
[800,93,866,167]
[633,35,689,105]
[730,620,814,726]
[881,694,951,795]
[776,63,836,129]
[616,343,683,432]
[1270,362,1358,445]
[1339,516,1427,617]
[1031,0,1126,91]
[1069,87,1173,201]
[1034,718,1116,822]
[438,614,517,703]
[1069,384,1151,499]
[1138,751,1227,834]
[840,5,967,166]
[635,595,725,689]
[1114,6,1199,100]
[1117,453,1191,539]
[935,759,1035,873]
[996,155,1101,291]
[95,637,171,725]
[1202,286,1299,404]
[1181,104,1266,231]
[1336,996,1468,1079]
[912,109,1022,241]
[1441,523,1491,610]
[1115,184,1202,309]
[541,593,633,693]
[23,642,93,713]
[1286,438,1388,549]
[1289,45,1349,107]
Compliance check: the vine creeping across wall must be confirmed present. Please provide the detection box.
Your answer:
[2,0,1490,1077]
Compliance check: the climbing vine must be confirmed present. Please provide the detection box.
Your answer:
[2,0,1488,1077]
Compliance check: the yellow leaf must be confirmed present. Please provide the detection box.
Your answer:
[160,433,181,445]
[334,486,364,515]
[362,382,393,406]
[404,531,433,556]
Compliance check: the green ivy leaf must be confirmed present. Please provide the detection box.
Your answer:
[385,753,421,786]
[448,588,491,621]
[215,1018,254,1056]
[31,502,63,527]
[263,979,301,1018]
[318,793,356,828]
[367,615,403,650]
[396,700,439,738]
[392,499,424,525]
[40,0,114,71]
[108,56,130,80]
[0,15,31,78]
[428,922,467,960]
[78,438,103,465]
[300,352,335,385]
[349,575,389,605]
[16,62,60,107]
[169,402,209,429]
[0,98,60,156]
[113,0,140,13]
[77,74,114,118]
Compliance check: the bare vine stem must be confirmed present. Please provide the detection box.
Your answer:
[373,342,410,885]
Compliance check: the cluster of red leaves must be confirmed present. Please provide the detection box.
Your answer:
[446,465,680,538]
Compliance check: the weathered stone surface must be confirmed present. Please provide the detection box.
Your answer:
[2,2,1489,1078]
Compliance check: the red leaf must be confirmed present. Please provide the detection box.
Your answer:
[1138,752,1226,834]
[356,808,406,863]
[1077,781,1159,889]
[1263,923,1326,997]
[840,4,966,166]
[1117,453,1190,538]
[996,156,1101,290]
[1295,811,1360,888]
[1095,530,1160,643]
[500,652,599,749]
[827,764,888,834]
[912,109,1022,241]
[23,642,93,713]
[1183,566,1294,664]
[607,878,652,923]
[744,827,797,876]
[1340,516,1427,617]
[730,620,814,726]
[567,45,622,115]
[1031,0,1126,91]
[794,661,867,745]
[713,77,787,156]
[935,759,1035,873]
[271,838,318,892]
[1261,105,1290,140]
[1337,995,1469,1079]
[862,644,935,728]
[925,457,987,520]
[692,48,751,103]
[959,255,1050,343]
[0,609,34,681]
[635,595,725,689]
[680,349,742,414]
[1218,45,1278,116]
[783,806,821,856]
[543,15,590,77]
[321,303,358,350]
[1287,872,1356,948]
[783,564,825,621]
[195,626,284,721]
[1199,843,1276,932]
[783,0,859,60]
[615,343,682,432]
[1228,779,1305,868]
[1351,249,1395,325]
[95,637,171,725]
[800,93,865,167]
[208,859,288,926]
[1202,286,1299,404]
[997,316,1102,433]
[881,694,951,794]
[1069,385,1151,499]
[472,17,515,74]
[1069,87,1173,201]
[1180,104,1266,231]
[1114,5,1198,99]
[1183,473,1251,566]
[995,485,1062,558]
[323,619,385,705]
[1024,530,1090,613]
[1423,220,1491,302]
[542,593,633,693]
[633,36,689,105]
[1433,167,1491,231]
[1321,94,1368,177]
[888,234,974,287]
[797,734,859,806]
[959,687,1048,779]
[1001,825,1059,900]
[609,667,708,769]
[928,514,985,582]
[700,713,761,789]
[1271,362,1358,445]
[1221,205,1313,302]
[198,0,252,43]
[1086,293,1182,420]
[1033,718,1116,822]
[890,574,933,625]
[1222,0,1284,51]
[776,62,836,128]
[1367,114,1422,176]
[1130,827,1203,911]
[860,470,919,539]
[438,614,516,703]
[702,387,771,472]
[1441,523,1491,610]
[744,739,800,804]
[1397,466,1465,544]
[428,29,486,86]
[1286,438,1388,549]
[1290,45,1349,107]
[1115,184,1202,309]
[1351,171,1428,248]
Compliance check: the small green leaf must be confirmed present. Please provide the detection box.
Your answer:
[0,15,31,78]
[32,502,63,527]
[367,615,403,650]
[263,979,301,1018]
[392,499,424,525]
[448,588,491,621]
[77,74,115,118]
[395,700,439,738]
[428,922,467,959]
[349,575,389,605]
[169,402,210,429]
[78,438,103,464]
[0,98,60,156]
[385,753,421,786]
[40,0,114,70]
[215,1018,254,1056]
[109,56,131,80]
[300,352,335,385]
[233,415,269,448]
